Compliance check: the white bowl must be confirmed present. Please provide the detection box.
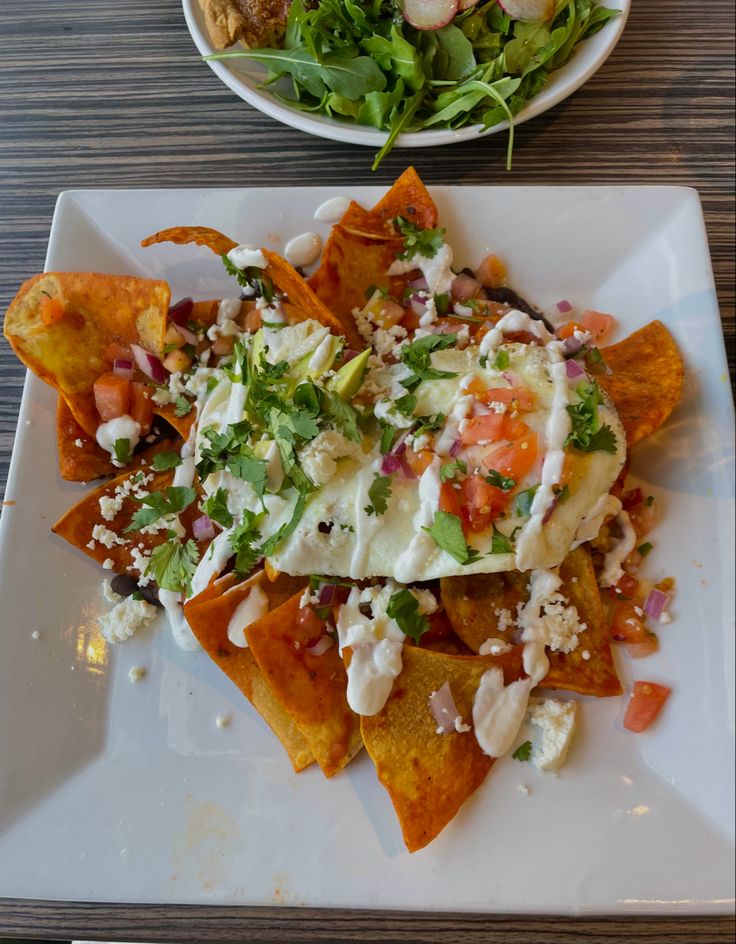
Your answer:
[182,0,630,149]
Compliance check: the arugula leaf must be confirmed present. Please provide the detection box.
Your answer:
[400,333,458,390]
[202,488,234,529]
[126,486,196,532]
[424,510,481,565]
[394,216,446,260]
[364,474,392,517]
[145,535,200,594]
[174,395,193,418]
[386,589,429,643]
[485,469,515,491]
[150,450,182,471]
[440,458,467,482]
[113,438,132,465]
[512,740,532,762]
[514,485,538,518]
[566,381,618,454]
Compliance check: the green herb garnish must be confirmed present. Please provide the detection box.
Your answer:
[126,486,197,532]
[150,451,182,472]
[364,474,392,517]
[424,510,481,565]
[512,740,532,762]
[386,589,429,643]
[113,438,132,465]
[566,381,617,454]
[485,469,515,491]
[145,534,200,594]
[202,487,234,529]
[440,458,467,483]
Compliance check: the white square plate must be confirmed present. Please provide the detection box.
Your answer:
[0,185,734,913]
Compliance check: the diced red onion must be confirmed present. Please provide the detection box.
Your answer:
[317,583,337,606]
[408,276,428,292]
[451,273,482,303]
[381,453,402,474]
[113,358,134,379]
[341,349,360,364]
[450,439,463,457]
[621,487,643,511]
[428,680,461,735]
[192,514,215,541]
[644,589,670,621]
[410,296,427,318]
[168,297,193,326]
[542,493,560,525]
[502,370,524,387]
[556,299,573,313]
[174,323,199,346]
[131,344,166,383]
[562,336,584,356]
[566,359,586,381]
[304,635,334,657]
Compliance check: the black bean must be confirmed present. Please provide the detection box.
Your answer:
[139,583,161,607]
[111,574,139,598]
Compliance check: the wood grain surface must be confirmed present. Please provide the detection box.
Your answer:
[0,0,733,940]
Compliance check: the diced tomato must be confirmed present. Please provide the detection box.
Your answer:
[626,637,660,659]
[463,376,488,398]
[369,298,405,329]
[420,610,453,645]
[479,386,535,411]
[460,474,511,532]
[629,499,657,540]
[103,341,133,365]
[461,413,507,446]
[404,448,435,476]
[556,321,587,341]
[623,681,671,733]
[615,573,640,599]
[93,372,131,422]
[244,305,262,333]
[581,309,616,343]
[609,599,648,643]
[503,330,542,346]
[401,305,421,331]
[482,431,538,481]
[40,295,64,326]
[212,335,235,357]
[476,253,507,289]
[621,487,643,510]
[439,481,463,518]
[129,382,154,435]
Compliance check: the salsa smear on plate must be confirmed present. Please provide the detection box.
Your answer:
[3,169,683,851]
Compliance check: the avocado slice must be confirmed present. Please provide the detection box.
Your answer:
[328,348,371,402]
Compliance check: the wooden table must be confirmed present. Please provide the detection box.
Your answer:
[0,0,733,940]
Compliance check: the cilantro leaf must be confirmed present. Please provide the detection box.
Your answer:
[125,486,196,532]
[202,487,234,529]
[394,216,446,260]
[150,450,182,471]
[174,395,193,418]
[412,411,446,438]
[386,589,429,643]
[440,458,467,483]
[145,536,200,594]
[113,438,132,465]
[400,334,458,391]
[512,740,532,762]
[379,423,397,455]
[395,393,417,417]
[514,486,539,518]
[226,452,268,504]
[364,474,392,517]
[485,469,515,491]
[322,389,361,443]
[229,509,263,576]
[490,529,515,554]
[221,252,275,303]
[424,510,481,565]
[259,491,307,558]
[566,381,618,454]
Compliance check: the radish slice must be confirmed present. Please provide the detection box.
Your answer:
[402,0,459,30]
[498,0,555,21]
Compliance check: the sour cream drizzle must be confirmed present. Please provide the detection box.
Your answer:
[158,588,200,651]
[394,457,442,583]
[284,232,322,269]
[599,509,637,587]
[313,195,350,223]
[227,581,269,647]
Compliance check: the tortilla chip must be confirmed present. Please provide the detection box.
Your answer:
[440,570,528,652]
[140,226,237,256]
[599,320,684,447]
[361,646,523,853]
[184,572,314,773]
[4,272,170,437]
[341,167,438,237]
[153,404,195,440]
[245,593,363,778]
[441,546,621,698]
[56,396,114,482]
[262,249,363,350]
[308,226,410,327]
[51,442,202,575]
[545,546,622,697]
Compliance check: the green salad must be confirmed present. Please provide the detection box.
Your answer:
[208,0,618,169]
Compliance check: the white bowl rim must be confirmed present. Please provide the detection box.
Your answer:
[182,0,631,149]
